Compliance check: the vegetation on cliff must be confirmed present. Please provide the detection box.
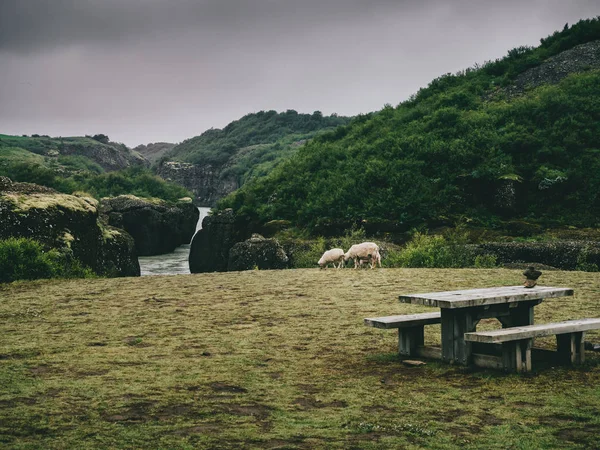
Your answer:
[164,109,351,184]
[219,18,600,236]
[0,134,192,203]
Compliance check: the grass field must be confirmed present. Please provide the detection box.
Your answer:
[1,268,600,449]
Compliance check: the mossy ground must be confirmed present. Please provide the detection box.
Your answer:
[1,268,599,449]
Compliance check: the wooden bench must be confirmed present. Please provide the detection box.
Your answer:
[364,312,441,356]
[464,318,600,373]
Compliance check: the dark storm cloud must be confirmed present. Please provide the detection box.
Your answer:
[0,0,417,53]
[0,0,598,146]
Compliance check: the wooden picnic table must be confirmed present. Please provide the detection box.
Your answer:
[399,286,574,366]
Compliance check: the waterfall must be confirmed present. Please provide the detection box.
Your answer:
[139,206,211,276]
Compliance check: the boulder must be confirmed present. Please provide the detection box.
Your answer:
[0,176,139,277]
[189,208,250,273]
[228,234,289,271]
[100,195,199,256]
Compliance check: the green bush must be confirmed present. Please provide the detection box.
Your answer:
[0,238,95,283]
[393,230,476,268]
[292,237,327,269]
[474,254,498,268]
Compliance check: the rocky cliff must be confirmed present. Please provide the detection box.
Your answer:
[189,208,250,273]
[0,177,139,277]
[157,161,239,207]
[496,40,600,98]
[100,195,199,256]
[133,142,176,165]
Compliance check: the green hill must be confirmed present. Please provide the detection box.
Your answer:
[219,18,600,236]
[164,110,351,185]
[0,134,191,202]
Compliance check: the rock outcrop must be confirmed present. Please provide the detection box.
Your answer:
[477,241,600,271]
[133,142,176,164]
[228,234,289,271]
[100,195,199,256]
[0,176,139,277]
[189,208,250,273]
[157,161,238,207]
[56,138,149,171]
[494,40,600,99]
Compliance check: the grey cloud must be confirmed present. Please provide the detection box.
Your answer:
[0,0,598,146]
[0,0,419,53]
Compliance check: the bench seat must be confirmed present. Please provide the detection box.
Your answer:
[464,318,600,372]
[365,312,441,356]
[364,312,441,329]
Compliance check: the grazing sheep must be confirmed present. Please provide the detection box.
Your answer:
[344,242,381,269]
[358,250,382,269]
[318,248,346,269]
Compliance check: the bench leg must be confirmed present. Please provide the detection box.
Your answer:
[440,309,480,365]
[557,332,586,365]
[502,339,532,373]
[398,326,424,356]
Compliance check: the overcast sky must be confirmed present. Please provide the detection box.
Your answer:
[1,1,598,147]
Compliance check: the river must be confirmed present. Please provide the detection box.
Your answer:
[138,207,211,276]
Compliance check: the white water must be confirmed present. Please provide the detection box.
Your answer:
[138,207,211,276]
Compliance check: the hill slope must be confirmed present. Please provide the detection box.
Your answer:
[219,18,600,236]
[157,110,351,205]
[0,135,191,203]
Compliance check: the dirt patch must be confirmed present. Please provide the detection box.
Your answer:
[209,382,248,393]
[29,364,63,376]
[0,349,41,359]
[361,405,398,414]
[220,403,273,421]
[293,397,348,410]
[75,369,110,377]
[0,397,38,408]
[123,336,151,347]
[296,384,321,394]
[511,400,539,407]
[555,424,600,444]
[173,423,224,436]
[434,408,469,423]
[539,413,591,426]
[103,401,155,423]
[478,413,504,426]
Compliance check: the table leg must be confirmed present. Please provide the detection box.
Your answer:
[498,300,540,328]
[441,309,479,365]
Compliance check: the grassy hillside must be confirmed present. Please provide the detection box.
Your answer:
[164,110,351,185]
[1,269,599,448]
[0,135,191,203]
[219,18,600,236]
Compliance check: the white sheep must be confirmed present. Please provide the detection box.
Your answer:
[344,242,381,269]
[318,248,346,269]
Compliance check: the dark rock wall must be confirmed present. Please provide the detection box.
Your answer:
[100,195,199,256]
[478,241,600,270]
[157,161,239,207]
[189,209,250,273]
[0,177,140,277]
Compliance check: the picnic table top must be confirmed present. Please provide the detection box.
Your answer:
[399,285,574,309]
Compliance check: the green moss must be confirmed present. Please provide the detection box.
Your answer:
[3,193,98,214]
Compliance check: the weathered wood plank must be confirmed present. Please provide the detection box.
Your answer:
[399,286,573,309]
[464,318,600,343]
[364,312,441,329]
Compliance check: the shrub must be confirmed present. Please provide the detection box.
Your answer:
[393,230,476,268]
[292,237,327,268]
[474,254,498,268]
[0,238,95,283]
